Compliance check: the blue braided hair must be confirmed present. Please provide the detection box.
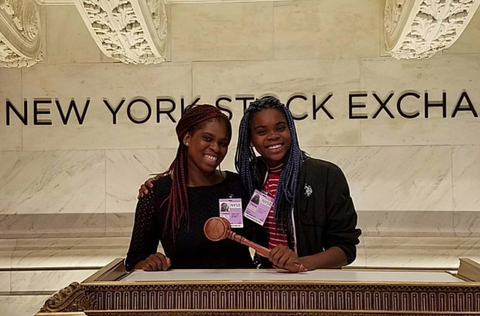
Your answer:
[235,96,303,228]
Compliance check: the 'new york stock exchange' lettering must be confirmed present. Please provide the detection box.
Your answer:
[3,92,478,126]
[349,91,478,119]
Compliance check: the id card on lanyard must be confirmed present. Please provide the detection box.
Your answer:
[244,189,274,226]
[219,198,244,228]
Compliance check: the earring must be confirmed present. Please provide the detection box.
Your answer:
[186,142,189,146]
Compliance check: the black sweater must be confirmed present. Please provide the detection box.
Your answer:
[125,171,254,271]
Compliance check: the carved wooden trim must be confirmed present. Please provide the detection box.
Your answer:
[40,282,90,313]
[384,0,480,59]
[72,0,167,65]
[83,312,480,316]
[0,0,43,67]
[82,282,480,313]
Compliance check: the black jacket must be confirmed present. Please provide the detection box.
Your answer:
[255,156,361,266]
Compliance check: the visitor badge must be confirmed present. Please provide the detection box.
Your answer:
[219,198,243,228]
[244,189,274,226]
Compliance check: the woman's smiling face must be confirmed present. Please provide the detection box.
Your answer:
[184,118,230,176]
[249,108,292,168]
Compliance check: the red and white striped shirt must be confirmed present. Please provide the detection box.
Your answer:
[262,164,289,249]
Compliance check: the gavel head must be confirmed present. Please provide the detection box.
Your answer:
[204,217,232,241]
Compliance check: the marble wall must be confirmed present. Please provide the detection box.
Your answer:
[4,1,480,314]
[1,0,480,290]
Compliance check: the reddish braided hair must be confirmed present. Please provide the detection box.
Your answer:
[160,104,231,238]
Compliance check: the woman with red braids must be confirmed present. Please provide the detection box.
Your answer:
[125,104,254,271]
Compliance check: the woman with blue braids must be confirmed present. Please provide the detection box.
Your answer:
[235,96,361,272]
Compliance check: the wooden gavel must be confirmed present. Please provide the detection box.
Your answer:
[204,217,307,273]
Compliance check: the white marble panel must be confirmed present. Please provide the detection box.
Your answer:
[171,3,273,61]
[105,212,135,237]
[106,149,177,213]
[452,146,480,211]
[358,211,454,237]
[193,59,362,147]
[11,269,96,292]
[0,239,15,269]
[21,62,192,150]
[360,56,480,145]
[453,211,480,237]
[362,236,480,269]
[0,151,105,214]
[0,214,106,238]
[274,0,382,59]
[0,68,22,150]
[45,5,109,64]
[349,236,367,267]
[11,237,129,268]
[0,272,9,292]
[359,116,455,146]
[305,146,453,211]
[220,146,236,172]
[0,295,52,316]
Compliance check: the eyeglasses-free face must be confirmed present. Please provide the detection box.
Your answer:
[184,119,231,177]
[249,108,292,168]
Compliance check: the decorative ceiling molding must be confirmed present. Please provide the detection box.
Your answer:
[384,0,480,59]
[164,0,285,2]
[39,0,285,4]
[72,0,167,65]
[0,0,43,68]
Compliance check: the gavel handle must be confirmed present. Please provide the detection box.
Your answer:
[227,231,307,272]
[227,231,270,257]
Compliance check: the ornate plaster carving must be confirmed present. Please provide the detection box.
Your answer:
[384,0,480,59]
[39,282,90,313]
[0,0,43,67]
[73,0,167,65]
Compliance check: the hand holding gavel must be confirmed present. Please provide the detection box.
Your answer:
[204,217,307,273]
